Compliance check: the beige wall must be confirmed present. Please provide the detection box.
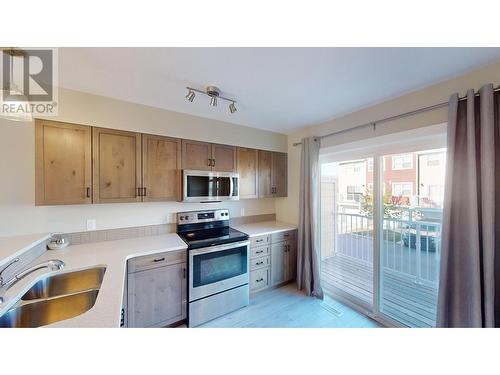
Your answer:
[276,61,500,225]
[0,87,287,236]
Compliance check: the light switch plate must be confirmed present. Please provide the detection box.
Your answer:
[86,219,97,231]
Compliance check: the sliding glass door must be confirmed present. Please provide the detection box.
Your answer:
[320,158,374,308]
[320,132,446,327]
[378,149,445,327]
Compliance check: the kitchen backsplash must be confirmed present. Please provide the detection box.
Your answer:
[66,214,276,245]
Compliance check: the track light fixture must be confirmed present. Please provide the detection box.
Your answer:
[185,85,237,114]
[229,102,237,114]
[185,89,195,102]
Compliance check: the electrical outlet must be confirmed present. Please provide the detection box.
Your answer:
[86,219,97,231]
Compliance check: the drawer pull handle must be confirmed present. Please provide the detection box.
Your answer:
[255,250,264,254]
[256,278,264,282]
[256,239,264,243]
[256,261,264,265]
[153,257,165,263]
[284,234,290,237]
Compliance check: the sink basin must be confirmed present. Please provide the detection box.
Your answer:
[0,289,99,328]
[21,266,106,300]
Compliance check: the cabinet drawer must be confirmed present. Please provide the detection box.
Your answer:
[128,250,187,273]
[250,267,269,291]
[250,245,270,259]
[251,235,270,247]
[271,230,296,243]
[250,255,270,271]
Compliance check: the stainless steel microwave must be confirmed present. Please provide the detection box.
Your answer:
[182,170,239,202]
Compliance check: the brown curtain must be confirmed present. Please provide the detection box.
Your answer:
[297,136,323,298]
[437,83,500,327]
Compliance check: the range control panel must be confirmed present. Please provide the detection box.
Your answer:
[176,209,230,224]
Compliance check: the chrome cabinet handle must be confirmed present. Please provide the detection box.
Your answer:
[255,261,264,265]
[256,239,264,243]
[255,250,263,254]
[152,257,165,263]
[256,278,264,282]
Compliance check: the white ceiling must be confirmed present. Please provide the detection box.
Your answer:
[58,48,500,134]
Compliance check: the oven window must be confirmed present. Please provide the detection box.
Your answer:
[192,245,247,288]
[187,176,214,197]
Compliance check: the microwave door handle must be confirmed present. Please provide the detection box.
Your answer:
[229,176,234,197]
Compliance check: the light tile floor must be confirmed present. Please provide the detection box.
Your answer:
[198,283,382,328]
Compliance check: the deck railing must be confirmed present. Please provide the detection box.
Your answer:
[335,212,441,286]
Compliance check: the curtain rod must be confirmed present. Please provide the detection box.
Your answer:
[292,85,500,147]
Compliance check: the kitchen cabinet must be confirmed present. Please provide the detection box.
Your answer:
[92,127,142,203]
[237,147,259,199]
[270,231,297,287]
[127,250,187,328]
[212,143,237,172]
[142,134,181,202]
[35,120,92,205]
[181,139,212,171]
[272,152,288,197]
[258,151,288,198]
[181,139,236,172]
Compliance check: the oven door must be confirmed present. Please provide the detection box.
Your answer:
[183,170,239,202]
[189,240,249,302]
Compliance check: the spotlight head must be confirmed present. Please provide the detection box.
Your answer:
[210,96,217,107]
[229,102,237,114]
[185,90,195,102]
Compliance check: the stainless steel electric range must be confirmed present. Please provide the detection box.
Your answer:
[176,209,250,327]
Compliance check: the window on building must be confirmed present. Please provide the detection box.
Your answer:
[392,153,413,170]
[392,182,412,196]
[427,153,441,167]
[346,185,362,202]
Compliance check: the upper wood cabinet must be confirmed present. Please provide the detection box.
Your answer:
[92,127,142,203]
[181,139,212,171]
[182,140,236,172]
[258,150,273,198]
[272,152,288,197]
[258,150,288,198]
[212,143,237,172]
[35,120,92,206]
[237,147,259,199]
[142,134,181,202]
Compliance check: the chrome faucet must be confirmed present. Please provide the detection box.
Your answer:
[0,259,65,304]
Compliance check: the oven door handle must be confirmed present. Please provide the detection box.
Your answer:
[189,240,250,256]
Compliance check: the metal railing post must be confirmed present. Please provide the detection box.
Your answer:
[416,222,422,284]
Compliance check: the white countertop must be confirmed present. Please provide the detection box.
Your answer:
[233,221,297,237]
[0,233,187,327]
[0,233,50,265]
[0,221,296,327]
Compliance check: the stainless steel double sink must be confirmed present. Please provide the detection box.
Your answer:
[0,266,106,328]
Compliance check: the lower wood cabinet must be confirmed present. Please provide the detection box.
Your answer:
[250,230,297,295]
[127,250,187,328]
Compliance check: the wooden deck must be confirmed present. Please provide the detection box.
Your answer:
[321,255,438,327]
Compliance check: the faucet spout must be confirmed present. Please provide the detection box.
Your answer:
[0,259,65,304]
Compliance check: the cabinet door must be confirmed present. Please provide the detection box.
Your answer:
[270,242,286,286]
[285,240,297,282]
[35,120,92,205]
[93,127,142,203]
[258,150,273,198]
[237,147,259,199]
[142,134,181,202]
[272,152,288,197]
[127,262,187,328]
[182,139,212,171]
[212,143,237,172]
